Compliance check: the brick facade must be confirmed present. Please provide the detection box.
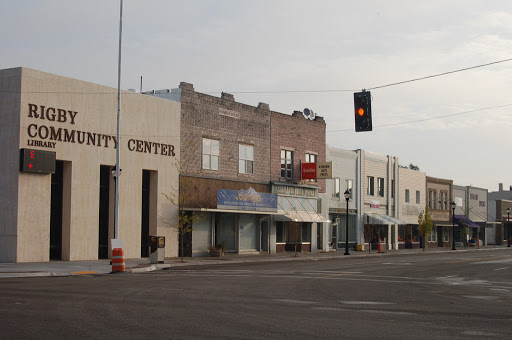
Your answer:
[179,82,271,184]
[270,110,326,193]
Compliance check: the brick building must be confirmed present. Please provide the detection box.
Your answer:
[270,110,329,253]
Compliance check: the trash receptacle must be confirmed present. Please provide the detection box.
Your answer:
[148,235,165,264]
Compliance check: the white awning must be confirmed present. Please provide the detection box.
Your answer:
[274,211,331,223]
[364,213,407,225]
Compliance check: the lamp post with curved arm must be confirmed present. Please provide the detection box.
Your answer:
[507,207,510,248]
[344,190,351,256]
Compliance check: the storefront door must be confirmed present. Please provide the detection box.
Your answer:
[260,218,269,253]
[216,213,236,252]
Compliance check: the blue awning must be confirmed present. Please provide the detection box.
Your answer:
[454,215,480,228]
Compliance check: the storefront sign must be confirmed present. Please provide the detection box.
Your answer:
[217,187,277,212]
[301,162,316,180]
[273,184,317,197]
[316,162,332,179]
[25,103,175,157]
[370,201,380,209]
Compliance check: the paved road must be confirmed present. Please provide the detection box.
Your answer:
[1,249,511,339]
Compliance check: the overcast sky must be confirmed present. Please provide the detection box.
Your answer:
[2,0,511,191]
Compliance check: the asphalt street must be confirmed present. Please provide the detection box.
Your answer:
[1,249,511,339]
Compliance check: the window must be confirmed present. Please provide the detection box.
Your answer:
[367,176,374,196]
[276,222,285,243]
[428,228,438,242]
[333,178,340,198]
[433,191,438,209]
[345,179,353,196]
[239,144,254,174]
[391,180,394,198]
[428,190,433,209]
[281,150,293,180]
[305,153,317,163]
[202,138,219,170]
[416,191,421,204]
[443,227,450,242]
[405,189,410,203]
[305,153,317,181]
[378,177,384,197]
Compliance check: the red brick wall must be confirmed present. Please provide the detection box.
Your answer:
[270,111,326,193]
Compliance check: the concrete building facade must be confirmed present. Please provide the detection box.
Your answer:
[397,167,426,248]
[326,146,359,252]
[359,150,402,250]
[0,68,181,262]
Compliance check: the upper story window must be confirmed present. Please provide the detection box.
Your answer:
[305,153,317,181]
[391,180,394,198]
[428,190,433,209]
[305,153,317,163]
[416,191,421,204]
[405,189,410,203]
[333,178,340,198]
[202,138,219,170]
[345,179,353,196]
[378,177,385,197]
[367,176,374,196]
[281,150,293,180]
[433,191,438,209]
[239,144,254,174]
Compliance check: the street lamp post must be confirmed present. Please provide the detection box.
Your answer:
[344,189,351,256]
[451,201,456,250]
[507,207,510,248]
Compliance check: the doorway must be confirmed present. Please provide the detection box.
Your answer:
[141,170,150,257]
[98,165,110,259]
[50,161,63,260]
[260,217,269,254]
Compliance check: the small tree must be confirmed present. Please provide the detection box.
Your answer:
[161,140,204,262]
[418,206,433,251]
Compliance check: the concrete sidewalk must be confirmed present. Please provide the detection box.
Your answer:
[1,245,508,278]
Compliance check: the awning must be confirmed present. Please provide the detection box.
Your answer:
[364,213,407,225]
[274,211,331,223]
[185,208,282,215]
[453,215,480,228]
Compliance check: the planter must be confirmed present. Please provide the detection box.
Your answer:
[209,249,223,257]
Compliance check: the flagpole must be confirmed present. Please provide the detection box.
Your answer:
[114,0,123,241]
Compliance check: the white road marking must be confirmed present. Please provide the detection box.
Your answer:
[493,267,508,271]
[275,299,320,305]
[463,296,499,301]
[311,306,414,315]
[340,301,395,305]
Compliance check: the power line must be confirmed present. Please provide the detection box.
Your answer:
[327,103,512,132]
[368,58,512,90]
[1,58,511,96]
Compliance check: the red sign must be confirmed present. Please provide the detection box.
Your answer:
[301,162,317,180]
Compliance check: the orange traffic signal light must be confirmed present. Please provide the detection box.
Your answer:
[354,91,372,132]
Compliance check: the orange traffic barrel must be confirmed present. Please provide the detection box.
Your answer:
[111,248,125,273]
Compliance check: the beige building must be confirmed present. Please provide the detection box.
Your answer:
[359,150,403,250]
[397,167,426,248]
[0,68,180,262]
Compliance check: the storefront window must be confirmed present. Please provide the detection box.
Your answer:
[216,213,236,251]
[239,214,258,250]
[412,226,419,242]
[443,227,450,242]
[427,228,437,242]
[192,212,212,253]
[398,225,405,242]
[276,222,285,243]
[302,223,311,242]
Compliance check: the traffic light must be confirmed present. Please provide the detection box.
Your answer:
[354,91,372,132]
